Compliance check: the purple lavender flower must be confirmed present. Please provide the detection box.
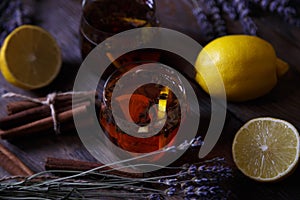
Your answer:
[187,164,197,175]
[251,0,300,27]
[233,0,258,35]
[164,187,176,196]
[184,185,195,196]
[216,0,238,20]
[191,0,215,41]
[204,0,227,37]
[0,0,23,45]
[147,193,164,200]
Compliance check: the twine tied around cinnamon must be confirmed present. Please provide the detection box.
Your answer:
[1,91,94,134]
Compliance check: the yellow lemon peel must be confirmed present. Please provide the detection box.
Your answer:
[195,35,289,101]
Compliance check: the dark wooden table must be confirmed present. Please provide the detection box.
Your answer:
[1,0,300,199]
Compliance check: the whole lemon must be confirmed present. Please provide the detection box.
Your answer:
[195,35,289,101]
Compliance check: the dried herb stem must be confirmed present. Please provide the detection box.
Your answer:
[0,138,231,199]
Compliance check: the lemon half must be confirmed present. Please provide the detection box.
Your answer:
[0,25,61,90]
[232,117,299,182]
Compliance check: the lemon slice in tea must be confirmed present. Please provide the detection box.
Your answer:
[0,25,61,89]
[232,117,299,182]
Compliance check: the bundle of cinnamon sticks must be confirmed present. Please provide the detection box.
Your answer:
[0,91,99,140]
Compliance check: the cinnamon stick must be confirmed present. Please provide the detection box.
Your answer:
[45,157,143,178]
[0,102,92,140]
[6,91,97,115]
[0,143,33,176]
[0,98,94,130]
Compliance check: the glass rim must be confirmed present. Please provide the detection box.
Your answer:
[101,64,187,109]
[80,16,115,46]
[80,0,159,46]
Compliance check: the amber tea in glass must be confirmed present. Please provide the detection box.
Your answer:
[80,0,159,59]
[99,65,186,153]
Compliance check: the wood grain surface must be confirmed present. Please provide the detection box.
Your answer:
[1,0,300,199]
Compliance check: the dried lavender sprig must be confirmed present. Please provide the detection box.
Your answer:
[0,157,231,199]
[251,0,300,27]
[241,16,257,35]
[190,0,215,41]
[21,0,36,24]
[60,157,230,197]
[0,137,232,199]
[148,193,165,200]
[155,157,232,199]
[204,0,227,37]
[216,0,238,20]
[0,171,164,199]
[0,0,22,29]
[233,0,258,35]
[0,0,36,46]
[21,136,204,189]
[251,0,289,10]
[0,0,23,45]
[0,170,165,198]
[27,147,177,188]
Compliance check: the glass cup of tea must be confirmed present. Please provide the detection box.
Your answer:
[80,0,159,59]
[99,63,187,154]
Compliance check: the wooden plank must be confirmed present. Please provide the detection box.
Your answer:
[0,0,300,199]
